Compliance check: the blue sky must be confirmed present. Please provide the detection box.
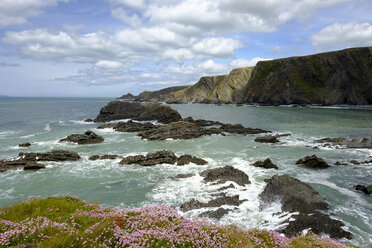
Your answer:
[1,0,372,97]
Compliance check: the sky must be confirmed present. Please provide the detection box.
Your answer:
[1,0,372,97]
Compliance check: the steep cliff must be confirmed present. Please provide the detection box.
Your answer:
[239,47,372,105]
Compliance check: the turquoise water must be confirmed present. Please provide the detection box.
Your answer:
[0,98,371,247]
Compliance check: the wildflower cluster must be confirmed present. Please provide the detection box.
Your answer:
[0,196,357,248]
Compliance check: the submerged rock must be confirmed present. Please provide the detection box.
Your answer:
[220,124,269,135]
[177,155,208,166]
[180,195,244,212]
[89,154,121,160]
[0,159,45,173]
[18,150,81,162]
[295,155,330,169]
[19,142,31,147]
[251,158,278,169]
[200,165,251,186]
[355,185,372,195]
[95,101,182,124]
[199,208,231,219]
[60,131,104,145]
[98,120,155,132]
[315,136,372,149]
[182,117,223,126]
[254,135,279,143]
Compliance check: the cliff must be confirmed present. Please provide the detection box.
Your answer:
[123,47,372,105]
[240,47,372,105]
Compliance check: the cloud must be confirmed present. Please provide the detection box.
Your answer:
[0,0,69,28]
[192,38,243,57]
[310,22,372,50]
[229,57,270,68]
[0,62,21,67]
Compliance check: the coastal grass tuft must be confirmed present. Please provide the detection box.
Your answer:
[0,196,358,248]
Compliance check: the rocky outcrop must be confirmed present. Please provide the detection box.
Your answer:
[118,93,135,100]
[295,155,330,169]
[0,159,45,173]
[182,117,223,126]
[97,120,155,132]
[134,86,190,102]
[315,136,372,149]
[119,150,207,166]
[180,195,245,212]
[220,124,269,135]
[19,142,31,147]
[94,101,182,124]
[251,158,278,169]
[255,135,279,143]
[18,150,81,162]
[355,185,372,195]
[200,165,251,186]
[199,208,231,219]
[60,131,104,145]
[89,154,121,160]
[260,174,351,239]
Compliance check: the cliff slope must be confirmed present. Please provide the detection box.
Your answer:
[239,47,372,105]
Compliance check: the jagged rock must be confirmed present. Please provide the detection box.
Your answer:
[98,120,155,132]
[18,150,81,162]
[94,101,182,124]
[177,155,208,166]
[251,158,278,169]
[182,117,223,126]
[200,165,251,186]
[355,185,372,195]
[255,135,279,143]
[199,208,231,219]
[89,154,120,160]
[282,213,352,239]
[220,124,269,135]
[60,131,104,145]
[84,118,94,122]
[217,184,236,191]
[315,137,346,143]
[315,136,372,149]
[180,195,244,211]
[138,121,222,140]
[120,150,178,166]
[19,142,31,147]
[0,160,45,173]
[260,175,328,210]
[295,155,330,169]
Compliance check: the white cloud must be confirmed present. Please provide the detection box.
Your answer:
[111,8,142,27]
[310,22,372,50]
[108,0,146,10]
[192,38,243,57]
[95,60,123,70]
[0,0,69,28]
[229,57,270,68]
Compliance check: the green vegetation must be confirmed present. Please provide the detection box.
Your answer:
[0,196,359,248]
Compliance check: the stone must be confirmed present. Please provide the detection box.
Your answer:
[199,208,231,219]
[355,185,372,195]
[220,124,269,135]
[18,150,81,162]
[59,131,104,145]
[89,154,120,160]
[180,195,244,212]
[120,150,178,166]
[295,155,330,169]
[251,158,278,169]
[0,160,45,173]
[177,155,208,166]
[217,184,236,191]
[19,142,31,147]
[98,120,155,132]
[200,165,251,186]
[255,135,279,143]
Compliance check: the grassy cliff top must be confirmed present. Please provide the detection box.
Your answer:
[0,196,358,248]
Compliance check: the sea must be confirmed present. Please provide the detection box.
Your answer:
[0,97,371,247]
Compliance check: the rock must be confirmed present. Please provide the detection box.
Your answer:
[350,160,360,165]
[315,137,346,143]
[89,154,120,160]
[355,185,372,194]
[315,136,372,149]
[60,131,104,145]
[255,135,279,143]
[260,174,328,211]
[281,197,316,214]
[334,161,348,166]
[98,120,155,132]
[199,208,231,219]
[170,173,195,179]
[94,101,182,124]
[18,150,81,162]
[177,155,208,166]
[120,150,177,166]
[217,183,236,191]
[19,142,31,147]
[282,213,352,239]
[138,121,222,140]
[180,195,244,212]
[182,117,223,126]
[200,165,251,186]
[118,93,135,100]
[84,118,94,122]
[0,160,45,173]
[220,124,269,135]
[295,155,330,169]
[251,158,278,169]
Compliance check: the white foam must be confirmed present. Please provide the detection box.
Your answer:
[44,123,51,131]
[0,188,15,199]
[0,131,20,138]
[69,120,93,125]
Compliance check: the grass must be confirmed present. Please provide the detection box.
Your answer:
[0,196,360,248]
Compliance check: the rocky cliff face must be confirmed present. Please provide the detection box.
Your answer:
[123,47,372,105]
[239,46,372,105]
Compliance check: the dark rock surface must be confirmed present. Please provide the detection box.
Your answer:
[315,136,372,149]
[355,185,372,195]
[18,150,81,162]
[217,183,236,191]
[60,131,104,145]
[295,155,330,169]
[260,174,351,239]
[255,135,279,143]
[89,154,121,160]
[200,165,251,186]
[220,124,269,135]
[118,93,135,100]
[182,117,223,126]
[170,173,195,179]
[97,120,155,132]
[180,195,245,212]
[95,101,182,124]
[251,158,278,169]
[0,159,45,173]
[19,142,31,147]
[177,155,208,166]
[199,208,231,219]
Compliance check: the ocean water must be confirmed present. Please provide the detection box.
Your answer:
[0,97,371,247]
